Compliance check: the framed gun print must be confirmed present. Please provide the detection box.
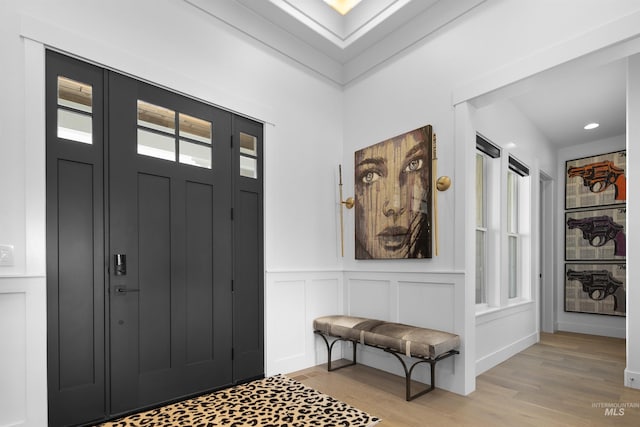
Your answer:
[565,207,626,261]
[565,263,626,316]
[565,150,626,209]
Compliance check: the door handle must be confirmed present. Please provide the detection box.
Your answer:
[115,286,139,295]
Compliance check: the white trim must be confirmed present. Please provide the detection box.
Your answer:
[557,321,625,339]
[24,39,47,277]
[475,331,537,376]
[453,10,640,105]
[185,0,486,86]
[19,14,277,126]
[0,277,48,427]
[476,300,534,324]
[0,275,45,280]
[266,268,344,274]
[624,369,640,389]
[343,269,465,276]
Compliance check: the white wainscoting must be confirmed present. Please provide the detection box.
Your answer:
[0,276,47,427]
[265,270,344,376]
[475,301,538,375]
[343,270,466,395]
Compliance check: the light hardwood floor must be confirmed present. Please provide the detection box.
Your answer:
[289,332,640,426]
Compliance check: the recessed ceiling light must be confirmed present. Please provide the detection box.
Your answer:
[323,0,362,15]
[584,122,599,130]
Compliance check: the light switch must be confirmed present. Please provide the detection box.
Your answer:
[0,245,15,266]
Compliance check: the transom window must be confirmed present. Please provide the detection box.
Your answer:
[57,76,93,144]
[137,100,212,169]
[239,132,258,179]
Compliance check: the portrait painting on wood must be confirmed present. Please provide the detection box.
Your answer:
[354,125,433,259]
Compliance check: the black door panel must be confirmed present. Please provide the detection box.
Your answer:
[108,72,234,414]
[47,52,263,426]
[46,51,106,427]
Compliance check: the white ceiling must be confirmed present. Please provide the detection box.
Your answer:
[186,0,486,84]
[185,0,628,147]
[508,59,626,147]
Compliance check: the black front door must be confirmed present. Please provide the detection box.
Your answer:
[108,72,233,414]
[47,52,264,426]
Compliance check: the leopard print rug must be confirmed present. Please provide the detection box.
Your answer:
[98,374,380,426]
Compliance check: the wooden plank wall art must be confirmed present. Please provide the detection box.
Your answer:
[565,150,626,316]
[354,125,433,259]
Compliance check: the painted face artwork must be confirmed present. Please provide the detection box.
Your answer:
[354,126,432,259]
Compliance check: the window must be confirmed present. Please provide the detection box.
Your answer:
[507,155,530,301]
[137,101,176,161]
[507,171,519,299]
[475,136,531,310]
[239,132,258,178]
[57,76,93,144]
[476,135,500,306]
[136,100,212,169]
[179,113,212,169]
[476,153,487,304]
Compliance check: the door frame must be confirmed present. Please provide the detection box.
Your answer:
[539,171,556,333]
[45,50,264,426]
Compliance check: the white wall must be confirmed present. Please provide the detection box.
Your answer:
[625,54,640,389]
[474,100,556,176]
[556,135,626,338]
[4,0,640,425]
[341,0,640,396]
[1,1,345,425]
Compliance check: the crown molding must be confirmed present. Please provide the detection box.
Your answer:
[184,0,485,85]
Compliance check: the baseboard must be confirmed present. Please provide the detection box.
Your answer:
[625,369,640,389]
[557,321,625,339]
[475,332,538,375]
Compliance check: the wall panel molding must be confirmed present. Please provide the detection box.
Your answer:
[0,291,26,426]
[0,276,47,427]
[343,270,466,394]
[475,303,537,375]
[475,332,537,376]
[265,271,343,376]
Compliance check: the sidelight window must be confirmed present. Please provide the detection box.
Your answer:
[57,76,93,144]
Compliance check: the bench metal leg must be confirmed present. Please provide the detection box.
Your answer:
[384,350,434,401]
[384,349,460,401]
[315,330,459,401]
[314,330,357,371]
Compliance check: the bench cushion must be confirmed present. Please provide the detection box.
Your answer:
[313,315,385,341]
[314,315,460,359]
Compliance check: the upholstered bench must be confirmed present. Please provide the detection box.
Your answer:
[313,315,460,401]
